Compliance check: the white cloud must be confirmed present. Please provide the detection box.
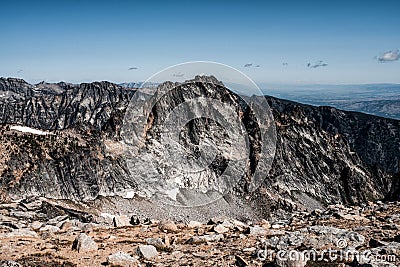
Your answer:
[377,49,400,62]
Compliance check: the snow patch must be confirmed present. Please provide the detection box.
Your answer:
[123,190,135,199]
[10,125,53,135]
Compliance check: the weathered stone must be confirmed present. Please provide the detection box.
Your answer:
[107,251,137,267]
[39,225,60,233]
[143,218,152,225]
[47,215,68,225]
[260,219,271,229]
[246,226,268,235]
[137,245,158,259]
[113,215,131,227]
[311,209,323,216]
[187,221,203,229]
[60,220,73,232]
[159,220,178,233]
[72,233,98,252]
[29,221,43,231]
[272,224,284,229]
[164,235,170,246]
[214,224,229,234]
[186,234,223,244]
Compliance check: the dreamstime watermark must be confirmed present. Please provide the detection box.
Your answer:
[256,239,397,264]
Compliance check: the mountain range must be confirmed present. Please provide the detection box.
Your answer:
[0,77,399,221]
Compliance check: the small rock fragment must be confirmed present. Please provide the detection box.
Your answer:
[60,220,73,232]
[271,224,284,229]
[72,233,98,252]
[113,215,131,227]
[159,220,178,233]
[164,235,170,246]
[107,251,137,266]
[186,234,223,244]
[137,245,158,259]
[214,224,229,234]
[246,226,268,235]
[260,219,271,229]
[39,225,60,233]
[232,219,247,228]
[311,209,323,216]
[30,221,43,231]
[187,220,202,229]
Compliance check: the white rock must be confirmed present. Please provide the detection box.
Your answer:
[137,245,158,259]
[159,220,178,233]
[30,221,43,231]
[214,224,229,234]
[272,224,284,229]
[39,225,60,233]
[113,215,131,227]
[72,233,98,252]
[107,251,137,266]
[248,226,268,235]
[187,221,203,229]
[187,234,224,244]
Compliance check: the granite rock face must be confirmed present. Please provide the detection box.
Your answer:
[0,78,134,132]
[0,77,399,215]
[0,78,136,201]
[259,97,399,213]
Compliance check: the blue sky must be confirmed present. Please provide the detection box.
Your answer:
[0,0,399,85]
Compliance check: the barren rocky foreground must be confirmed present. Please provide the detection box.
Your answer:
[0,198,399,267]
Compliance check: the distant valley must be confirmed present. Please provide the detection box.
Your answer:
[264,83,400,120]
